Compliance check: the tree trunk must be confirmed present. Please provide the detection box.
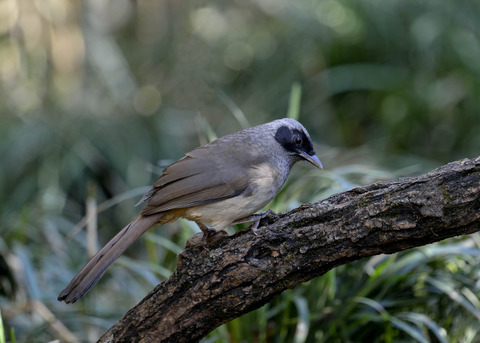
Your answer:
[98,156,480,343]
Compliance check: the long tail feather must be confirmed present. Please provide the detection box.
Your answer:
[58,214,162,303]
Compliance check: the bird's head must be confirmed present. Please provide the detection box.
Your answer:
[273,118,323,170]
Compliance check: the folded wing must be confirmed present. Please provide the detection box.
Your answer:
[140,142,258,215]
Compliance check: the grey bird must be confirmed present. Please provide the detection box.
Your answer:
[58,118,323,303]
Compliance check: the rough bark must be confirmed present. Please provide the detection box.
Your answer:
[98,156,480,343]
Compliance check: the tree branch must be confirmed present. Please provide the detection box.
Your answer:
[98,156,480,343]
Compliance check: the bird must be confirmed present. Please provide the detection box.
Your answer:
[58,118,323,303]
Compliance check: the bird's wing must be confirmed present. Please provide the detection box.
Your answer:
[140,142,257,215]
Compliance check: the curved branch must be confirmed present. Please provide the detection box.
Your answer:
[98,156,480,343]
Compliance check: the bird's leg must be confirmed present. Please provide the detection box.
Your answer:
[197,223,214,248]
[232,209,276,235]
[196,223,226,248]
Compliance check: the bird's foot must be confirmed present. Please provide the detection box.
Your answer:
[189,223,227,249]
[232,209,276,236]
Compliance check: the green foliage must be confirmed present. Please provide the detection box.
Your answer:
[1,0,479,342]
[0,311,4,343]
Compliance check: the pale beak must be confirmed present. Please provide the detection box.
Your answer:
[299,151,323,169]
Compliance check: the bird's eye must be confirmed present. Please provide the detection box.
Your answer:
[294,136,302,145]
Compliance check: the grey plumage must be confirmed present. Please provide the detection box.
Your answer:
[58,118,322,303]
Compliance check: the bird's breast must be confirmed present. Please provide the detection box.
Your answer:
[183,162,288,231]
[245,162,286,205]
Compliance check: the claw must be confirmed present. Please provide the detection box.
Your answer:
[232,209,276,235]
[195,223,227,249]
[250,220,260,236]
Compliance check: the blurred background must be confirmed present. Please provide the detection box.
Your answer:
[1,0,480,342]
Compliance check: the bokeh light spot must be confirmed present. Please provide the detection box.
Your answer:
[0,0,18,34]
[134,85,162,115]
[223,41,253,71]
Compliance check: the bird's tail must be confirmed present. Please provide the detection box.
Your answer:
[58,214,162,303]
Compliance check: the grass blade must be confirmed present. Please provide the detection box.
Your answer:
[287,82,302,120]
